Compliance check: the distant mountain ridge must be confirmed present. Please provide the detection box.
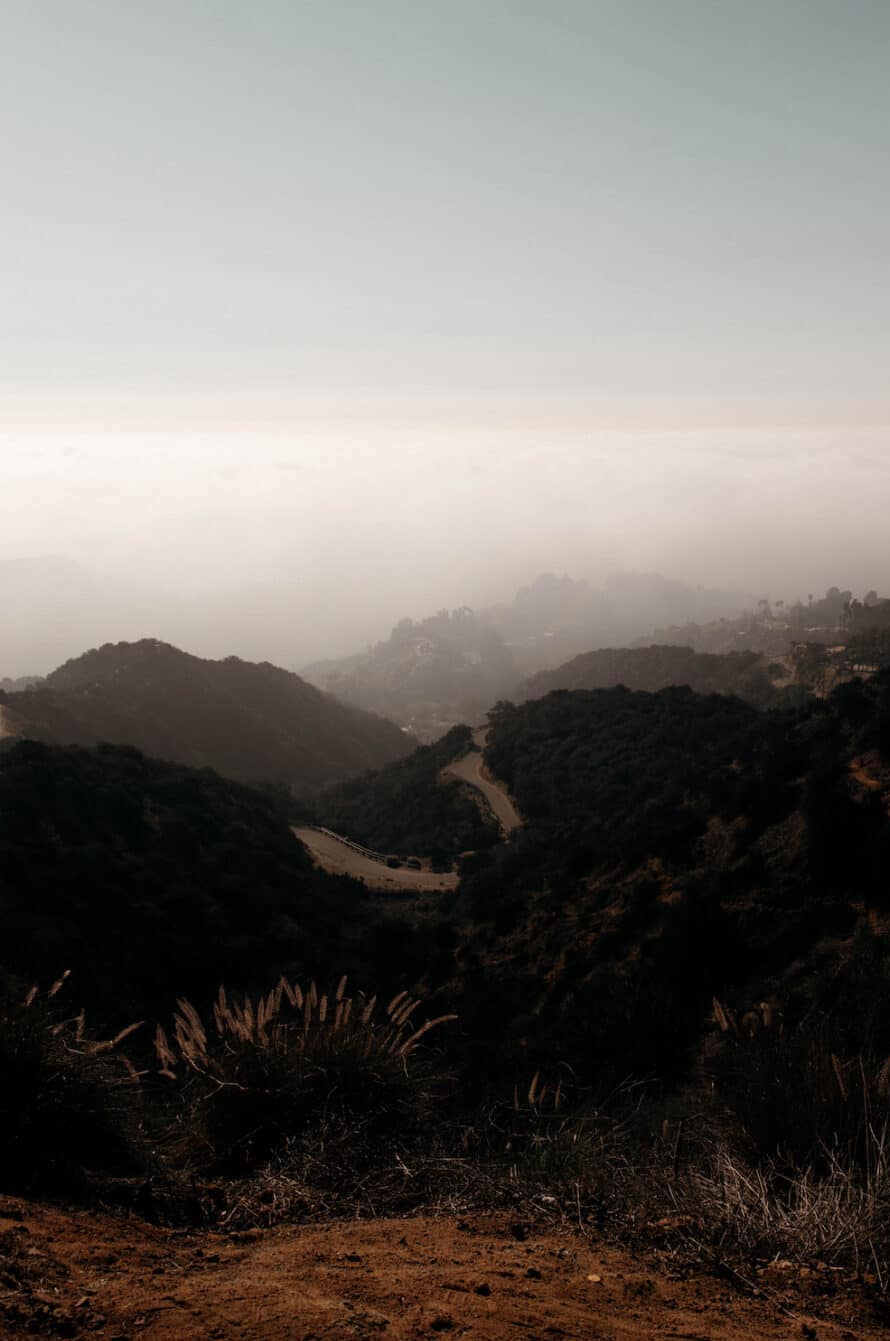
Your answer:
[302,573,754,740]
[479,571,754,672]
[1,639,412,790]
[522,643,783,705]
[304,607,519,742]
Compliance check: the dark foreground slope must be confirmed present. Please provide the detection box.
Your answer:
[4,669,890,1094]
[450,674,890,1083]
[0,740,439,1025]
[523,643,781,704]
[1,639,412,790]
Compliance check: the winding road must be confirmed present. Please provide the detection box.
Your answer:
[292,825,459,891]
[443,727,522,835]
[295,727,521,888]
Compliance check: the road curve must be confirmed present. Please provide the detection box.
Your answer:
[443,729,522,835]
[293,826,458,891]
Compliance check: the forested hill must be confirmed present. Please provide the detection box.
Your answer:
[450,674,890,1083]
[522,643,781,704]
[0,740,435,1025]
[0,640,412,790]
[3,674,890,1095]
[315,724,500,859]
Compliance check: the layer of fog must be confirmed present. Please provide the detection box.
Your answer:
[1,424,888,677]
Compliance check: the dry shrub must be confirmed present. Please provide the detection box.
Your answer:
[0,974,145,1196]
[649,1002,890,1283]
[156,976,456,1172]
[206,1073,643,1230]
[670,1138,890,1275]
[709,999,890,1174]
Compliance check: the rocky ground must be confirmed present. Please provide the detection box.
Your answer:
[1,1201,887,1340]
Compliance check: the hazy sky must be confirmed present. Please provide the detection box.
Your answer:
[2,1,889,649]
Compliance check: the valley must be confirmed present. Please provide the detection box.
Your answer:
[3,592,890,1338]
[6,7,890,1333]
[294,726,521,884]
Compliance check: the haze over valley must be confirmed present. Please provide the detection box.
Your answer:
[3,4,890,1337]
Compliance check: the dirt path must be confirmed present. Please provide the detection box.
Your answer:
[293,826,458,891]
[444,728,522,835]
[2,1203,884,1341]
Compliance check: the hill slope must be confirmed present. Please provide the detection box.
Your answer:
[522,643,781,704]
[315,724,500,859]
[0,639,412,790]
[449,675,890,1083]
[4,659,890,1097]
[0,739,440,1024]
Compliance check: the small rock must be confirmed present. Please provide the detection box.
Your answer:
[473,1283,491,1297]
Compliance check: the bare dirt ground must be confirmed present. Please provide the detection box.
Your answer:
[293,827,459,891]
[443,730,522,836]
[1,1202,886,1341]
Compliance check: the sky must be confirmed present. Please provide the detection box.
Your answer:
[1,1,889,663]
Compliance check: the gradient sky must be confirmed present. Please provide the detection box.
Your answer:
[1,2,889,654]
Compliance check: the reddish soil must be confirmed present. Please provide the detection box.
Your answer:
[1,1202,886,1341]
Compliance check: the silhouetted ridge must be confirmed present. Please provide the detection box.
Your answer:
[2,639,412,789]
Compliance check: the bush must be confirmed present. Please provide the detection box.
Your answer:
[670,1141,890,1271]
[156,977,456,1172]
[709,999,890,1174]
[0,974,145,1196]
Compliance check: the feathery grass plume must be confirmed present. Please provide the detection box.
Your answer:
[156,976,455,1172]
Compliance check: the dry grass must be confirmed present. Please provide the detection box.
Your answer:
[156,977,456,1173]
[666,1137,890,1281]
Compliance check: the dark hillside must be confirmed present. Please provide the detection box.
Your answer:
[3,672,890,1104]
[1,639,412,790]
[448,676,890,1085]
[523,643,779,705]
[0,740,437,1027]
[316,724,500,859]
